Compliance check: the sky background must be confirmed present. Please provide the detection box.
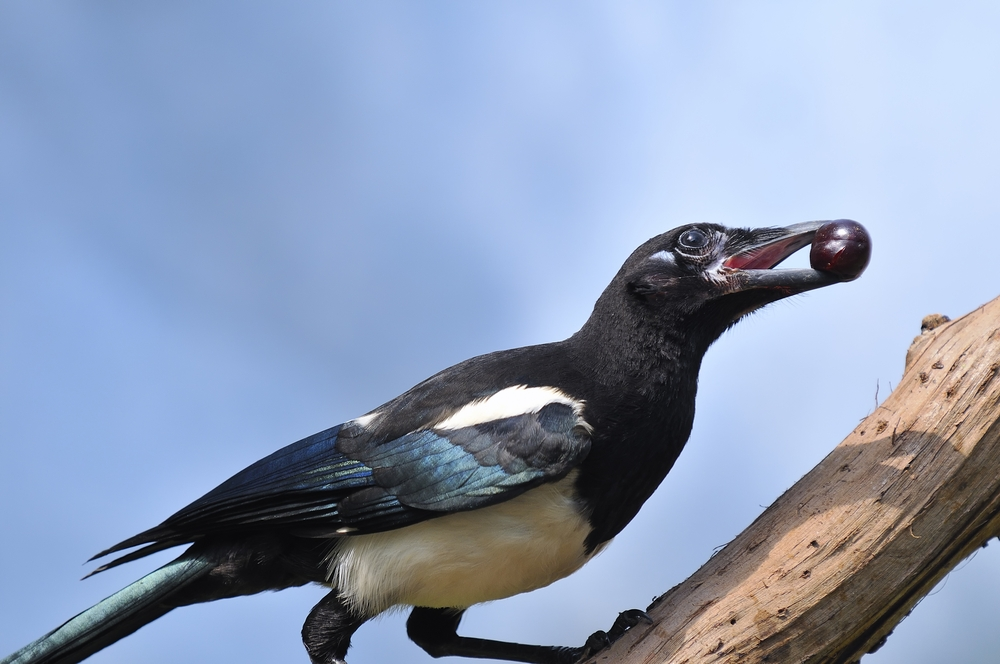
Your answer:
[2,2,1000,663]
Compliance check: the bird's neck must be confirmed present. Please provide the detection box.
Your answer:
[570,295,710,396]
[567,301,715,550]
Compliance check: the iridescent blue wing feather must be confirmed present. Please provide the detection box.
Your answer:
[92,395,590,571]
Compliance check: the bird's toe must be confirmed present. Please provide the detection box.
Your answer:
[574,608,653,661]
[606,608,652,642]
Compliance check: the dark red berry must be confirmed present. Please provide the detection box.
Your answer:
[809,220,871,281]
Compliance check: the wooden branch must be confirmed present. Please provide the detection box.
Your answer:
[589,295,1000,664]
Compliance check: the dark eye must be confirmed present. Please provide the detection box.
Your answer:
[677,228,709,251]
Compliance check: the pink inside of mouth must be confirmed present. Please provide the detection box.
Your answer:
[722,236,809,270]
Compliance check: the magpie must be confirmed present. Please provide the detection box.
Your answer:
[2,221,860,664]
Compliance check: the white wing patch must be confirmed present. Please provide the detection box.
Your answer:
[432,385,586,431]
[349,411,381,428]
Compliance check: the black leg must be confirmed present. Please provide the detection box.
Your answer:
[301,590,370,664]
[406,607,600,664]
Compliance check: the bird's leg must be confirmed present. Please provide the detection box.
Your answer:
[406,606,641,664]
[301,590,370,664]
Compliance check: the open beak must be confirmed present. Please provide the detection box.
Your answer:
[721,221,845,294]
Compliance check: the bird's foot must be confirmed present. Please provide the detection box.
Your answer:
[570,609,653,663]
[605,608,652,643]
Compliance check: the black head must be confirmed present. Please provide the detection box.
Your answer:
[570,221,865,547]
[579,221,853,359]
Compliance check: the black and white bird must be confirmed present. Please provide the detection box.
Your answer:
[2,221,866,664]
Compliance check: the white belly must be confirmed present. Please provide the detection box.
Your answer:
[326,471,604,615]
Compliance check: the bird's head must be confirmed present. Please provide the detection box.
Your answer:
[584,220,870,356]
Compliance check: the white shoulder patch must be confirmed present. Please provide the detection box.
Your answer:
[433,385,586,431]
[349,411,381,428]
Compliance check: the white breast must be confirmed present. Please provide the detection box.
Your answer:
[326,471,605,615]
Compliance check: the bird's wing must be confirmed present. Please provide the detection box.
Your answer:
[92,385,591,571]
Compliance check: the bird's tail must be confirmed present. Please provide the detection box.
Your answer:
[1,556,214,664]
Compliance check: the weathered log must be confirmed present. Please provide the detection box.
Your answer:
[589,295,1000,664]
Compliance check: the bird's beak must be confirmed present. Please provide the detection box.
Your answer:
[720,221,842,295]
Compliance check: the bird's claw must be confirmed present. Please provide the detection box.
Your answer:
[571,609,653,662]
[580,629,611,657]
[606,608,652,642]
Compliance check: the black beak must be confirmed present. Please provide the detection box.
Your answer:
[721,221,845,294]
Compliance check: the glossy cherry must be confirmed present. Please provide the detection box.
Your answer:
[810,220,871,281]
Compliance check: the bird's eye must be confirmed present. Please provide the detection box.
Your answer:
[677,228,709,252]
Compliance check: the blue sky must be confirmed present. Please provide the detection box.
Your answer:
[3,3,1000,663]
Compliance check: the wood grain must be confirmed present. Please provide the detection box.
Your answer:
[589,296,1000,664]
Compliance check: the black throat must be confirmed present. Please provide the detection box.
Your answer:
[566,281,721,551]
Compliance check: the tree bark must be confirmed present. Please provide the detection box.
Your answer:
[589,295,1000,664]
